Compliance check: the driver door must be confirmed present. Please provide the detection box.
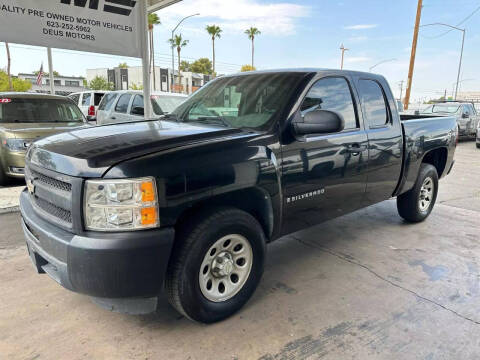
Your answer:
[280,76,369,235]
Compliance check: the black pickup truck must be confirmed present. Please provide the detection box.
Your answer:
[20,70,457,323]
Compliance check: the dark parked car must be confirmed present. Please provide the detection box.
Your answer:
[20,70,457,323]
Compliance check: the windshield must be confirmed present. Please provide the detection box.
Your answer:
[152,95,186,114]
[171,73,307,130]
[0,98,85,123]
[423,104,461,114]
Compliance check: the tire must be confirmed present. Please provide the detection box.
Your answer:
[0,168,8,186]
[166,207,266,323]
[476,143,480,149]
[397,164,439,223]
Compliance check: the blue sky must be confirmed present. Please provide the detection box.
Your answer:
[1,0,480,102]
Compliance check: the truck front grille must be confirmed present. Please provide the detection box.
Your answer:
[25,164,75,230]
[33,197,73,224]
[30,169,72,192]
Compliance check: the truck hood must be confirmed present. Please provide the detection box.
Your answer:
[1,122,88,140]
[27,120,247,177]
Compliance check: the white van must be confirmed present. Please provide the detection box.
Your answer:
[68,91,106,120]
[96,91,187,125]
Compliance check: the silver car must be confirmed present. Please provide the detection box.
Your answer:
[422,102,479,138]
[96,90,187,125]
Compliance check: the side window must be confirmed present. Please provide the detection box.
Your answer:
[82,92,92,106]
[300,77,358,130]
[99,93,117,111]
[358,79,390,128]
[115,94,132,113]
[130,95,144,114]
[69,94,80,104]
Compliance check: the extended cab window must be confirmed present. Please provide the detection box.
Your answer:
[358,80,390,128]
[300,77,358,130]
[115,94,132,113]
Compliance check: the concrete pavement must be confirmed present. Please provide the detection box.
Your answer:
[0,141,479,359]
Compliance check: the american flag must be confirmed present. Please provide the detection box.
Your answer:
[36,64,44,86]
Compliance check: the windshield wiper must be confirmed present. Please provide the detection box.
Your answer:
[190,116,230,127]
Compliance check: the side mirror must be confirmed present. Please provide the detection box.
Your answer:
[462,112,470,119]
[292,110,344,136]
[131,106,145,116]
[414,110,420,115]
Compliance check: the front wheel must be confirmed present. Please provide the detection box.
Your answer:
[397,164,439,223]
[166,207,266,323]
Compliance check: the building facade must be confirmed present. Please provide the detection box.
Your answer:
[17,73,86,96]
[86,66,211,95]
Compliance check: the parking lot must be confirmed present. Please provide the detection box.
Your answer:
[0,141,478,359]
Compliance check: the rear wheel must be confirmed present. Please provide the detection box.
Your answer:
[166,207,266,323]
[397,164,438,223]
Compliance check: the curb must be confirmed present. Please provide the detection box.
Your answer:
[0,206,20,215]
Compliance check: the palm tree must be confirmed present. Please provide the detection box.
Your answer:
[148,13,161,91]
[244,27,261,68]
[5,42,12,91]
[169,34,189,92]
[205,25,222,77]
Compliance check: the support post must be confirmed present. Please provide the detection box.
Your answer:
[47,47,55,95]
[141,1,153,120]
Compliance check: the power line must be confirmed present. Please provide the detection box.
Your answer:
[421,4,480,39]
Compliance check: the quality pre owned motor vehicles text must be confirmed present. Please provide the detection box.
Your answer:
[19,69,457,323]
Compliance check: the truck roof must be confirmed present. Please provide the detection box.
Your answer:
[221,68,384,78]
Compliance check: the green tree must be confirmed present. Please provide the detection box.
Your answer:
[241,65,256,72]
[34,70,60,77]
[180,60,191,72]
[190,58,213,75]
[118,62,128,69]
[130,83,143,90]
[148,13,161,90]
[205,25,222,78]
[88,76,115,91]
[244,27,261,68]
[168,34,189,92]
[0,70,32,92]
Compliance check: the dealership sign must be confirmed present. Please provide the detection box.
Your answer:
[0,0,146,58]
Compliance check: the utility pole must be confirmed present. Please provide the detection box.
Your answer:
[399,80,404,101]
[454,29,465,100]
[340,44,349,70]
[444,89,447,100]
[404,0,423,110]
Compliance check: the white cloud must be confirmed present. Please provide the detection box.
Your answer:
[156,0,310,35]
[345,56,371,63]
[344,24,378,30]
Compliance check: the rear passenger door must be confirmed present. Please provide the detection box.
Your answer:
[281,75,369,234]
[354,77,403,206]
[110,93,133,123]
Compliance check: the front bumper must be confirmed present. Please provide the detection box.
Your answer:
[20,190,175,298]
[1,149,26,177]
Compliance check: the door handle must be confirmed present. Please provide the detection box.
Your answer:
[111,117,116,120]
[345,144,367,155]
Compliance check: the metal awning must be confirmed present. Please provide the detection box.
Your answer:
[147,0,182,13]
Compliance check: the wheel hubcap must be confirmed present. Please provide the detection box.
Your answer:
[419,177,434,212]
[199,234,253,303]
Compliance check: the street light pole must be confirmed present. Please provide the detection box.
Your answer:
[420,23,466,101]
[369,58,397,72]
[170,13,200,92]
[340,44,349,70]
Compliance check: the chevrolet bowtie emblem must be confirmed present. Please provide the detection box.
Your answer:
[27,179,35,195]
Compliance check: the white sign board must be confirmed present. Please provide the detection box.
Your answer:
[0,0,146,58]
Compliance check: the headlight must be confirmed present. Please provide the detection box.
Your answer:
[84,177,159,231]
[2,139,30,151]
